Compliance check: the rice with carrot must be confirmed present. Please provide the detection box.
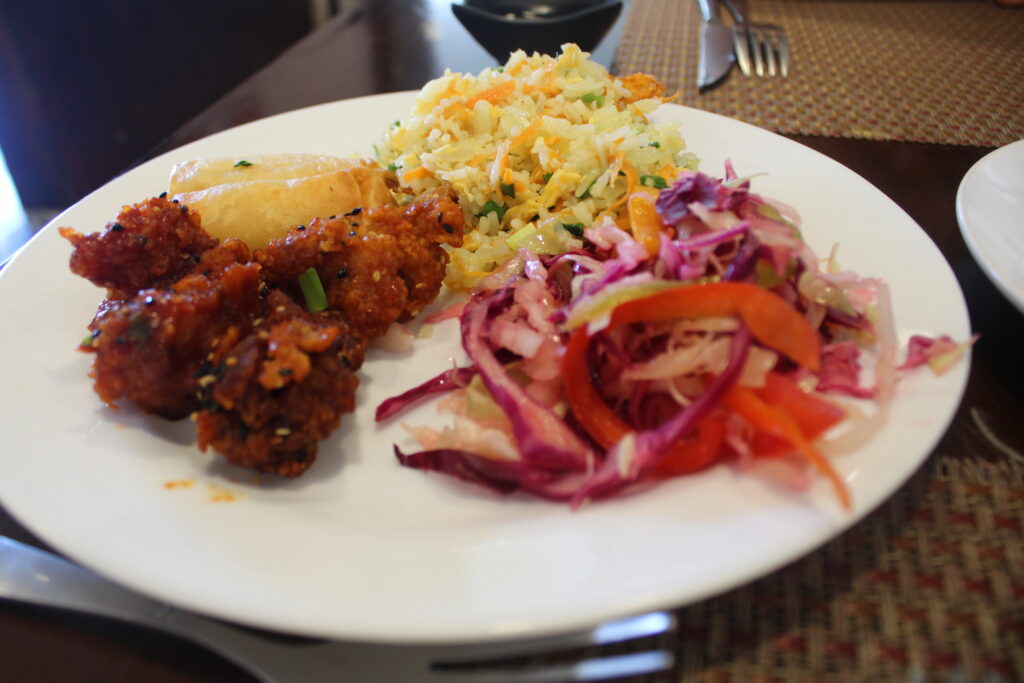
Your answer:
[377,43,698,290]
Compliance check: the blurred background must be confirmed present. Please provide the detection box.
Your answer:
[0,0,356,262]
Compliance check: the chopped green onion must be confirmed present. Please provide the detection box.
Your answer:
[500,181,516,198]
[580,92,605,106]
[648,141,661,148]
[386,162,399,172]
[477,200,508,222]
[542,172,554,183]
[298,267,328,312]
[392,120,401,128]
[640,175,669,189]
[491,66,504,73]
[233,160,254,167]
[561,222,585,238]
[507,223,537,249]
[580,179,597,199]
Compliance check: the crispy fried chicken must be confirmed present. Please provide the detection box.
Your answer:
[63,189,463,476]
[257,186,465,337]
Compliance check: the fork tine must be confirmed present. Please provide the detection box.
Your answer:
[751,29,766,77]
[732,27,752,76]
[434,650,675,682]
[776,31,791,77]
[764,31,779,77]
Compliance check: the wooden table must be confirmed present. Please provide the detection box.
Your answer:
[2,1,1020,680]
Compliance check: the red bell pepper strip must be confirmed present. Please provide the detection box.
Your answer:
[650,416,726,476]
[723,385,852,510]
[563,281,821,451]
[564,327,726,475]
[751,371,846,456]
[604,282,821,371]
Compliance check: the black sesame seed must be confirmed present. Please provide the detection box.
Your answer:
[443,224,454,234]
[180,204,188,213]
[296,225,306,231]
[110,223,125,232]
[344,207,362,216]
[137,234,148,246]
[328,215,337,219]
[158,191,168,199]
[336,268,349,279]
[172,199,180,204]
[143,295,155,306]
[349,230,356,237]
[437,211,443,223]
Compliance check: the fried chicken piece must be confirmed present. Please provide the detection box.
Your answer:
[59,197,220,300]
[87,262,265,419]
[256,186,465,338]
[195,292,368,477]
[618,72,667,104]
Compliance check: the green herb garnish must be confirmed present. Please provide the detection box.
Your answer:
[386,162,399,172]
[580,92,605,106]
[298,267,328,312]
[477,200,509,222]
[233,160,254,167]
[561,222,585,238]
[542,172,554,183]
[640,175,669,189]
[648,141,661,148]
[500,181,516,198]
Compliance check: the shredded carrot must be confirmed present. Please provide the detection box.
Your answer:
[657,164,682,183]
[465,81,515,109]
[401,166,433,183]
[627,192,663,256]
[630,105,649,124]
[659,91,681,104]
[510,117,543,147]
[724,386,852,510]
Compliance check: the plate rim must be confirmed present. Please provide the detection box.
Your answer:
[0,91,972,643]
[955,138,1024,314]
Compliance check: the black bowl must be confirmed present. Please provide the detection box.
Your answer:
[452,0,623,63]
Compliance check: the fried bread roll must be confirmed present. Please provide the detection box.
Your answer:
[169,154,382,194]
[169,155,397,249]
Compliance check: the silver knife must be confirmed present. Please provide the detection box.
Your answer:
[696,0,734,90]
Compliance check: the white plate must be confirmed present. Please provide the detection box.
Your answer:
[956,139,1024,314]
[0,92,970,644]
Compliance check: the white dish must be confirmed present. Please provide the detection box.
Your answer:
[0,92,970,644]
[956,139,1024,314]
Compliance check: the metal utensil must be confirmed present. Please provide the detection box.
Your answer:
[0,536,676,682]
[721,0,790,78]
[696,0,735,90]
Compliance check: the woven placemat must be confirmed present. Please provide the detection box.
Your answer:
[612,0,1024,147]
[660,447,1024,681]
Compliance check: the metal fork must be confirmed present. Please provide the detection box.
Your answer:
[0,537,676,682]
[721,0,790,78]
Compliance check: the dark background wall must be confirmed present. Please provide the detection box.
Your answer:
[0,0,320,209]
